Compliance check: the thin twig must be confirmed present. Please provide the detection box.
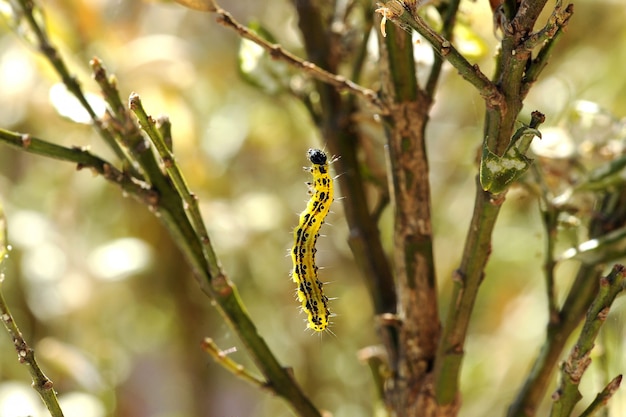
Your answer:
[0,128,158,206]
[524,113,560,323]
[88,59,169,188]
[522,3,574,95]
[201,338,267,389]
[0,205,65,417]
[577,375,622,417]
[0,294,66,417]
[520,2,574,52]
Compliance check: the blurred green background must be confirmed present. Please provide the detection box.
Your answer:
[0,0,625,416]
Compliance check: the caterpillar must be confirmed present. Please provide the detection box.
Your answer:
[291,149,334,332]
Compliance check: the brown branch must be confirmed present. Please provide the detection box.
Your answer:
[376,18,442,412]
[208,2,387,113]
[520,2,574,51]
[0,291,65,417]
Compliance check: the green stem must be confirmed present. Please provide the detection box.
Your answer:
[433,187,501,403]
[536,188,560,324]
[509,189,626,417]
[0,292,66,417]
[129,93,221,277]
[201,338,268,389]
[578,375,622,417]
[550,265,626,417]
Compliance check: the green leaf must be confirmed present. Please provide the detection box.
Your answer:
[479,124,540,194]
[480,145,532,194]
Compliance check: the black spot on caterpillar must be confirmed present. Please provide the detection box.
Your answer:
[291,149,334,332]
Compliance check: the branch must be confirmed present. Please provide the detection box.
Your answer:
[375,12,441,410]
[549,264,626,417]
[0,205,65,417]
[509,188,626,417]
[425,0,462,96]
[520,2,574,51]
[532,167,560,325]
[128,93,221,276]
[430,0,562,404]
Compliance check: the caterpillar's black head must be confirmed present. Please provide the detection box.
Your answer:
[307,148,327,166]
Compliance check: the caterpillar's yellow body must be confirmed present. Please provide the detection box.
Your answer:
[291,149,333,332]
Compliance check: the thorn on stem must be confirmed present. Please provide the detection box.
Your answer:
[441,41,451,56]
[21,134,31,148]
[128,92,140,110]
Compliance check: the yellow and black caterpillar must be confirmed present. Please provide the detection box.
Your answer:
[291,149,334,332]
